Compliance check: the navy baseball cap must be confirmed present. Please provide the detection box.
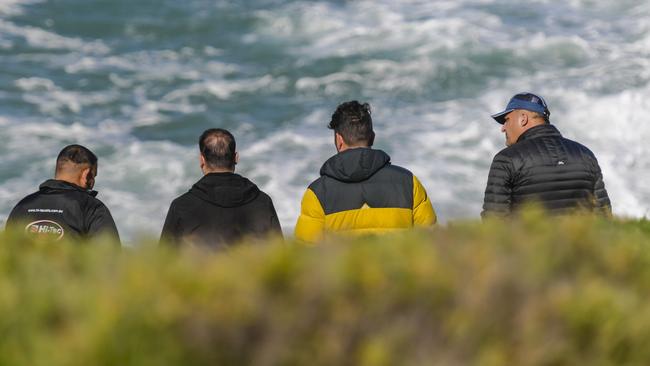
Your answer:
[491,92,550,124]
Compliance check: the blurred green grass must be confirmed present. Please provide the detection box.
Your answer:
[2,209,650,366]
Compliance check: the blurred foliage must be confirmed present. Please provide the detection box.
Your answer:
[2,209,650,365]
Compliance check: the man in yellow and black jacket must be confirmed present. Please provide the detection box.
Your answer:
[295,101,437,243]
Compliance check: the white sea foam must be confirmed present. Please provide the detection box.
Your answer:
[239,128,333,231]
[0,0,42,16]
[16,77,120,116]
[98,140,197,240]
[558,87,650,218]
[64,56,137,74]
[0,19,110,53]
[258,1,505,61]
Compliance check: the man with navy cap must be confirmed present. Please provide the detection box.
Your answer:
[482,92,611,217]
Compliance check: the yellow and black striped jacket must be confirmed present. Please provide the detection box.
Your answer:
[295,148,436,243]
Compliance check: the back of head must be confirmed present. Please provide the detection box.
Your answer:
[199,128,236,171]
[512,92,550,124]
[328,101,375,147]
[56,144,97,175]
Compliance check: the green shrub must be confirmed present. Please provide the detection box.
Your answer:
[2,210,650,365]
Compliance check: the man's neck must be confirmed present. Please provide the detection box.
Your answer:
[338,145,369,153]
[203,168,234,175]
[524,120,547,131]
[53,175,83,188]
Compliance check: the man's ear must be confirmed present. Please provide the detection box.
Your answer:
[367,131,375,147]
[199,154,206,172]
[520,112,529,127]
[80,167,93,189]
[234,152,239,165]
[335,133,345,151]
[80,167,89,183]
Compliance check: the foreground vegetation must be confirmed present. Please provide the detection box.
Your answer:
[2,211,650,365]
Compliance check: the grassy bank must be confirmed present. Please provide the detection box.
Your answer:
[2,211,650,365]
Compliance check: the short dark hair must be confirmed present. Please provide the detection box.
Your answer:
[328,101,375,146]
[199,128,236,170]
[530,111,550,124]
[56,145,97,172]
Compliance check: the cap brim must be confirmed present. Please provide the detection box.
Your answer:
[491,109,514,124]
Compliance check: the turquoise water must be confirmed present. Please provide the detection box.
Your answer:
[1,0,649,242]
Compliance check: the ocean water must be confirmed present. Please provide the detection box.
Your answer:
[1,0,649,243]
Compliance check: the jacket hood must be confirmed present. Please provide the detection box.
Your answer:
[518,124,562,143]
[189,172,260,208]
[320,148,391,183]
[39,179,98,197]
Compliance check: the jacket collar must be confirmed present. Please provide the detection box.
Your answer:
[189,172,260,208]
[320,147,391,183]
[39,179,98,197]
[517,124,562,143]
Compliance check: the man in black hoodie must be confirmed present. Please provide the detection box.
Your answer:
[6,144,120,244]
[160,128,282,248]
[482,92,611,217]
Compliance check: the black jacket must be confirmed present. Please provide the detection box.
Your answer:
[160,172,282,249]
[482,124,611,217]
[6,179,120,243]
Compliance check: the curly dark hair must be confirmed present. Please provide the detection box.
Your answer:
[328,100,375,146]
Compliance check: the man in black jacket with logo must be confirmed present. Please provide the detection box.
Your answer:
[160,128,282,249]
[6,144,120,243]
[482,92,611,217]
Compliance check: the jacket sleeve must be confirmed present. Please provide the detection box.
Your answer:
[5,204,21,230]
[160,202,181,246]
[481,152,515,218]
[591,159,612,216]
[86,203,121,245]
[5,203,25,234]
[412,175,436,226]
[267,199,283,239]
[294,188,325,243]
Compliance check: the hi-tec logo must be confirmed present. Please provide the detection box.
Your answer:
[24,220,65,241]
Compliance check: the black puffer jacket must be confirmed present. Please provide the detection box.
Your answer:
[160,172,282,249]
[482,124,611,217]
[6,179,120,243]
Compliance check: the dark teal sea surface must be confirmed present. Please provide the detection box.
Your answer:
[1,0,649,242]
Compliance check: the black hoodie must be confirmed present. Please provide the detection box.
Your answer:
[6,179,120,243]
[160,172,282,248]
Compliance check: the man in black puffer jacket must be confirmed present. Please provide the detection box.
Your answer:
[160,128,282,249]
[482,92,611,217]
